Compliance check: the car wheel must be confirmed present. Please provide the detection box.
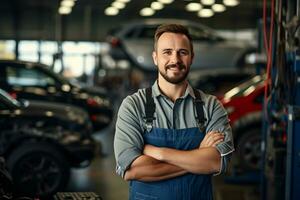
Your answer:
[6,142,70,198]
[236,127,262,171]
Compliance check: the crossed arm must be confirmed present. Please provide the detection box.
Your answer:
[124,131,224,181]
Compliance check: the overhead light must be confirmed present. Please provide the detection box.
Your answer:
[112,1,125,9]
[198,9,214,18]
[212,4,226,12]
[186,3,202,12]
[157,0,174,4]
[140,7,155,16]
[105,7,119,16]
[151,2,164,10]
[116,0,131,3]
[201,0,215,6]
[61,0,75,7]
[223,0,240,7]
[59,6,72,15]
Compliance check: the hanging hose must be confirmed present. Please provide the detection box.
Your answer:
[263,0,275,120]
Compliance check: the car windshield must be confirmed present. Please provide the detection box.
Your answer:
[223,75,265,99]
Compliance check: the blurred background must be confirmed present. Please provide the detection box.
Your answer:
[0,0,299,200]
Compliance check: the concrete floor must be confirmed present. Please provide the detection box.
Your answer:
[65,102,260,200]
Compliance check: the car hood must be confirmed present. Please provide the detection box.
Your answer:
[21,100,90,125]
[76,85,108,98]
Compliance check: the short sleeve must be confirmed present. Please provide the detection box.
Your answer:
[114,96,144,178]
[205,95,235,175]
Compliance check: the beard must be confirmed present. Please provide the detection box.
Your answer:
[158,63,189,84]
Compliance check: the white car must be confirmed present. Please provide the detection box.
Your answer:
[107,18,256,72]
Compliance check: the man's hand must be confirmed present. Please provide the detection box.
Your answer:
[199,131,224,148]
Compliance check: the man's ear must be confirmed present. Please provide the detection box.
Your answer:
[152,51,158,66]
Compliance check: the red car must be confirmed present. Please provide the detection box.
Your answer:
[221,75,265,171]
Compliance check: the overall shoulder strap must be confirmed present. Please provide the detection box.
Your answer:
[193,88,206,132]
[144,87,155,132]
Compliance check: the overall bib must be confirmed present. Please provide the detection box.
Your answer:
[129,88,213,200]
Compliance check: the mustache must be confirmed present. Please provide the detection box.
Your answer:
[166,63,185,70]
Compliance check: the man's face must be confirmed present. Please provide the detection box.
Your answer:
[152,32,194,84]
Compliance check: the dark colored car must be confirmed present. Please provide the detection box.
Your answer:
[107,18,256,72]
[0,88,98,198]
[0,60,114,132]
[221,75,265,170]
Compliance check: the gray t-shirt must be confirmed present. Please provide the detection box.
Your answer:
[114,81,234,178]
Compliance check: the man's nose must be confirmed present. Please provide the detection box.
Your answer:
[170,51,181,64]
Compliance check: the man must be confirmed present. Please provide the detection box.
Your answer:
[114,24,234,200]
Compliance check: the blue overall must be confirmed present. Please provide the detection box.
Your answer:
[129,127,213,200]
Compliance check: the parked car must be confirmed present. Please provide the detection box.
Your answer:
[0,88,98,198]
[189,70,254,98]
[107,18,256,72]
[221,75,265,171]
[0,60,114,132]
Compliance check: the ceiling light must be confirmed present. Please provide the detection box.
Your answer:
[186,3,202,12]
[140,7,155,16]
[223,0,240,7]
[59,6,72,15]
[198,9,214,18]
[112,1,125,9]
[105,7,119,16]
[157,0,174,4]
[116,0,131,3]
[212,4,226,12]
[201,0,215,6]
[151,2,164,10]
[61,0,75,7]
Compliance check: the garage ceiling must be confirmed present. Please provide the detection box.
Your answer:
[0,0,268,41]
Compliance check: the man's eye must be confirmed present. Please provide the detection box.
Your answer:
[179,51,188,55]
[163,51,172,55]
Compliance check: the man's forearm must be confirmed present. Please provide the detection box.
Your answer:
[124,155,186,182]
[145,146,221,174]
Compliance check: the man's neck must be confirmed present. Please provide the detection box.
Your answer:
[157,77,188,102]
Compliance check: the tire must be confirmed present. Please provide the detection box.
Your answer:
[6,142,70,198]
[236,127,262,171]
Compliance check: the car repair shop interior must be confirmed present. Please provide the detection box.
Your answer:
[0,0,299,200]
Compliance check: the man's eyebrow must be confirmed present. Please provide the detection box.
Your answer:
[162,48,172,51]
[161,48,189,52]
[178,48,189,52]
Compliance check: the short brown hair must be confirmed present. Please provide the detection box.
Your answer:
[154,24,193,54]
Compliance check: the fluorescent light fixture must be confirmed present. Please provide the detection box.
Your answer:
[61,0,75,7]
[198,9,214,18]
[157,0,174,4]
[105,7,119,16]
[223,0,240,7]
[151,2,164,10]
[186,3,202,12]
[59,6,72,15]
[140,7,155,16]
[201,0,215,6]
[112,1,125,9]
[212,4,226,12]
[116,0,131,3]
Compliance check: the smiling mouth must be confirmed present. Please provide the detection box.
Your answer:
[166,64,185,71]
